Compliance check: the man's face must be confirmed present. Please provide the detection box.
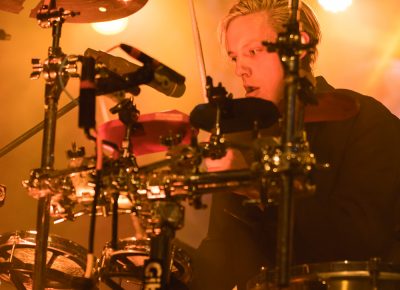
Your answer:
[226,12,284,105]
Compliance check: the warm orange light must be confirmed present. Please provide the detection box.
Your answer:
[318,0,352,13]
[366,23,400,90]
[91,17,129,35]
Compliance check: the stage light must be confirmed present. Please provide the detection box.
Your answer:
[91,17,129,35]
[318,0,352,13]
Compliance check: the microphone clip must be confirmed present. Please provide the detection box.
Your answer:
[206,76,233,118]
[109,99,141,129]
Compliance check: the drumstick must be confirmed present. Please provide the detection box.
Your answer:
[188,0,208,103]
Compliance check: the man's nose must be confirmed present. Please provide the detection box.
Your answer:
[235,59,250,77]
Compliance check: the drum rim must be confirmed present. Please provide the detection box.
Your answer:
[253,260,400,282]
[0,230,96,289]
[292,260,400,276]
[0,229,90,267]
[248,260,400,290]
[99,237,193,284]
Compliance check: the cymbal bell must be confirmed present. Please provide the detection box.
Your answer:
[30,0,148,23]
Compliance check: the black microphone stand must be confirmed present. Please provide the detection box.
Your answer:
[262,0,317,288]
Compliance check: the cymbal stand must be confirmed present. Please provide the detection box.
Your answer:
[138,126,192,289]
[28,1,79,289]
[99,70,187,289]
[88,98,141,290]
[191,76,234,209]
[262,0,317,288]
[108,99,140,250]
[201,76,233,160]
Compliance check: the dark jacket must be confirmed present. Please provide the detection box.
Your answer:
[189,77,400,290]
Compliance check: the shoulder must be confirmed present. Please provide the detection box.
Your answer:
[314,76,400,125]
[307,79,400,153]
[338,89,400,131]
[341,88,394,115]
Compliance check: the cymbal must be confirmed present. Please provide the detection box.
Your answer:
[190,97,280,134]
[98,110,195,156]
[0,0,24,14]
[30,0,148,23]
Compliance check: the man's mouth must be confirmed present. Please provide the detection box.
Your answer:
[245,86,258,96]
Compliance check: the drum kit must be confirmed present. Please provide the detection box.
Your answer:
[0,0,400,290]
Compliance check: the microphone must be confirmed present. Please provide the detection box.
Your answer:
[84,48,185,98]
[120,43,186,98]
[78,56,96,129]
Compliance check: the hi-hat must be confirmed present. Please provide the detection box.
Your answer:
[30,0,148,23]
[190,97,281,134]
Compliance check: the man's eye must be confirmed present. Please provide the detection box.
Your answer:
[249,48,263,56]
[230,56,237,62]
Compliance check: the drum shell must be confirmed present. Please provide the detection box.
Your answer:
[49,163,136,220]
[247,261,400,290]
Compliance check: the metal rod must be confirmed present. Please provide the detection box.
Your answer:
[276,173,295,287]
[33,86,61,290]
[0,98,78,158]
[111,192,119,250]
[84,169,102,279]
[88,170,102,254]
[33,16,64,290]
[276,0,301,287]
[189,169,255,185]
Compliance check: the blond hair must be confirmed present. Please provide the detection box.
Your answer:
[219,0,321,72]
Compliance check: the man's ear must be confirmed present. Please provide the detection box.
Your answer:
[300,31,310,59]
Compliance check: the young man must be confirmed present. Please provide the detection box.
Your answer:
[189,0,400,289]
